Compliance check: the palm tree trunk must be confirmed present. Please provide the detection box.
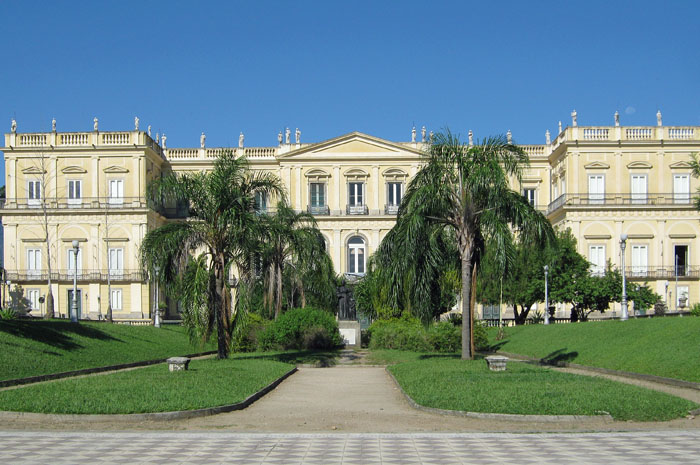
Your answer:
[266,265,275,318]
[461,256,473,360]
[274,262,283,319]
[213,254,231,359]
[470,261,477,356]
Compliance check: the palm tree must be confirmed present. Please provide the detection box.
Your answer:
[393,130,553,359]
[259,201,331,318]
[140,151,284,359]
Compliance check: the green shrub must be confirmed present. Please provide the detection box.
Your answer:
[690,303,700,317]
[0,307,17,320]
[232,313,271,352]
[368,317,488,353]
[259,307,343,350]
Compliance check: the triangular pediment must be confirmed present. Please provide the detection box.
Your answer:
[278,132,423,159]
[669,161,692,169]
[103,165,129,173]
[61,165,87,174]
[584,161,610,169]
[626,161,652,169]
[21,166,46,175]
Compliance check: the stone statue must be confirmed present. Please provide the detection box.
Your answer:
[468,130,473,146]
[161,133,167,149]
[277,131,283,146]
[657,110,662,126]
[239,132,245,148]
[614,111,620,127]
[200,132,206,148]
[545,129,551,145]
[52,118,56,132]
[421,126,426,142]
[571,109,577,127]
[285,127,290,144]
[507,130,512,144]
[295,128,300,144]
[411,126,416,143]
[336,283,356,320]
[134,116,139,130]
[155,132,160,145]
[148,125,152,137]
[429,131,434,143]
[94,117,99,131]
[558,121,562,133]
[10,119,16,133]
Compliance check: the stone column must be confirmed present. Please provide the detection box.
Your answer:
[333,230,342,274]
[372,166,380,215]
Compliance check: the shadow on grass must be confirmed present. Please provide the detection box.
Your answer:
[233,349,341,366]
[541,348,579,366]
[0,319,121,351]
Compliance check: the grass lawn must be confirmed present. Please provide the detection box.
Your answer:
[0,357,292,414]
[486,317,700,382]
[0,319,214,381]
[386,353,698,421]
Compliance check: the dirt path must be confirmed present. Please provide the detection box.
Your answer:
[2,365,699,433]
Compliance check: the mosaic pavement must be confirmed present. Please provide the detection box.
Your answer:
[1,430,699,464]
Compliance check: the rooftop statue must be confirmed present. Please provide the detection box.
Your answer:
[545,129,551,145]
[558,121,562,133]
[421,126,426,142]
[285,127,290,144]
[239,132,245,148]
[657,110,663,126]
[411,126,416,143]
[11,118,16,133]
[52,117,56,132]
[148,125,152,137]
[134,116,139,131]
[278,131,283,146]
[161,133,167,149]
[200,132,206,148]
[295,128,300,144]
[614,111,620,127]
[507,130,512,144]
[468,129,473,146]
[571,109,577,127]
[94,117,99,131]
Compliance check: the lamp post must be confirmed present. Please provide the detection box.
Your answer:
[544,265,550,325]
[71,240,79,323]
[620,234,628,321]
[154,265,161,328]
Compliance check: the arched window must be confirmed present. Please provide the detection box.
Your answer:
[347,236,366,275]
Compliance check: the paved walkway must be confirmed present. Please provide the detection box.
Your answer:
[1,430,699,464]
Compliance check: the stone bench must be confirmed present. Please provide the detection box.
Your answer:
[167,357,191,371]
[485,355,509,371]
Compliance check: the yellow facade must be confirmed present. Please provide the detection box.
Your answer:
[2,121,699,321]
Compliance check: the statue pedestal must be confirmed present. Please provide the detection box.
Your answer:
[338,320,361,347]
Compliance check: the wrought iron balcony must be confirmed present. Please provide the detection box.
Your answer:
[346,204,368,215]
[385,204,400,215]
[622,266,700,279]
[547,193,694,214]
[6,269,146,282]
[307,205,330,215]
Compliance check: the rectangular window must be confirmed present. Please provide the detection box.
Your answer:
[28,180,41,206]
[387,182,403,206]
[310,183,326,207]
[254,192,267,212]
[588,175,605,205]
[674,245,689,276]
[68,180,82,205]
[630,245,648,276]
[108,179,124,205]
[523,188,536,207]
[27,249,41,275]
[630,174,647,204]
[673,174,690,204]
[110,289,123,310]
[349,182,364,206]
[67,248,83,273]
[108,248,124,276]
[27,289,40,311]
[589,245,605,275]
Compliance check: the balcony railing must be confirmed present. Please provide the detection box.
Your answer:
[346,204,368,215]
[307,205,330,215]
[623,266,700,279]
[385,204,400,215]
[0,197,149,210]
[6,269,146,282]
[547,193,693,214]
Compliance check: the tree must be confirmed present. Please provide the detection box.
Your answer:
[140,151,284,359]
[380,130,553,359]
[259,201,334,319]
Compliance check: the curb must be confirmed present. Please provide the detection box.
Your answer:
[0,366,297,422]
[493,351,700,392]
[0,351,218,388]
[385,367,614,423]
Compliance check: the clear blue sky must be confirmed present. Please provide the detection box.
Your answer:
[2,0,699,161]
